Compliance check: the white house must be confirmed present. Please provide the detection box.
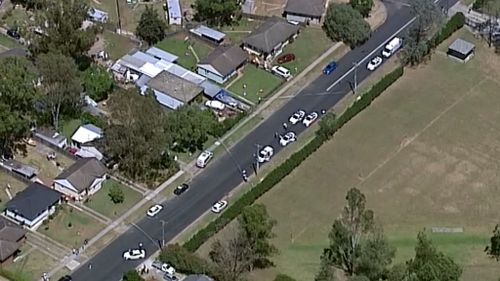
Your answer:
[283,0,327,24]
[4,183,61,230]
[53,158,107,200]
[197,45,247,84]
[71,124,103,147]
[166,0,182,25]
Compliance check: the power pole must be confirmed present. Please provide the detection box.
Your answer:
[255,143,260,175]
[353,62,359,95]
[160,220,166,248]
[116,0,122,32]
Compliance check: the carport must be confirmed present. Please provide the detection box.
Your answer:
[447,38,475,62]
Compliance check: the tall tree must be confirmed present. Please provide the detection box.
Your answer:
[81,64,114,102]
[209,233,253,281]
[193,0,241,27]
[324,4,371,48]
[350,0,374,18]
[136,6,168,46]
[0,103,31,158]
[238,204,278,269]
[30,0,97,60]
[36,51,82,130]
[485,224,500,261]
[122,270,144,281]
[316,188,394,281]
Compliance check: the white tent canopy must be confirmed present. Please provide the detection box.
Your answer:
[71,124,103,145]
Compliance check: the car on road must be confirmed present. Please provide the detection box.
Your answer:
[152,260,176,275]
[277,53,296,64]
[173,183,189,195]
[289,110,306,124]
[271,65,291,79]
[123,248,146,260]
[280,132,296,147]
[211,200,228,213]
[303,112,319,127]
[323,61,337,75]
[147,204,163,217]
[257,146,274,163]
[6,29,20,40]
[367,56,383,71]
[196,150,213,168]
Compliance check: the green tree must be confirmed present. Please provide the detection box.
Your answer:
[238,204,278,269]
[485,224,500,261]
[193,0,241,27]
[324,4,371,47]
[136,6,168,46]
[122,270,144,281]
[108,184,124,204]
[350,0,374,17]
[274,274,297,281]
[0,103,31,158]
[347,276,370,281]
[318,112,337,139]
[316,188,395,280]
[81,64,114,102]
[209,233,253,281]
[36,51,82,130]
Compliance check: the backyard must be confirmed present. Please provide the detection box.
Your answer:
[0,172,26,210]
[6,246,58,281]
[220,18,263,43]
[196,29,500,281]
[156,33,213,70]
[227,65,283,104]
[85,179,143,219]
[59,118,83,139]
[15,145,75,179]
[103,30,139,60]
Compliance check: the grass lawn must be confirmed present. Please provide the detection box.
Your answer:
[0,34,22,50]
[220,18,263,43]
[39,206,105,249]
[103,30,139,60]
[278,27,334,74]
[6,246,58,280]
[228,65,283,104]
[196,29,500,281]
[85,179,143,219]
[156,34,213,70]
[60,118,83,139]
[0,172,26,210]
[15,145,75,179]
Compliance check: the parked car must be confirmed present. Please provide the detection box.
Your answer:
[6,29,20,40]
[257,146,274,163]
[147,204,163,217]
[152,260,176,275]
[173,183,189,195]
[196,150,213,168]
[280,132,297,147]
[271,66,291,79]
[123,248,146,260]
[277,53,296,64]
[367,56,383,71]
[303,112,319,127]
[289,110,306,124]
[323,61,337,75]
[212,200,228,213]
[205,100,225,111]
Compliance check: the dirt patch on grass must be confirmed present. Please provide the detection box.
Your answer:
[253,0,287,16]
[15,144,74,180]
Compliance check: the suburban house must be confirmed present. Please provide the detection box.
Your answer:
[166,0,182,25]
[53,157,107,200]
[146,71,204,109]
[242,16,300,66]
[4,182,62,229]
[0,217,27,265]
[189,25,226,45]
[34,128,67,148]
[88,8,109,23]
[197,45,247,84]
[283,0,327,24]
[71,124,103,147]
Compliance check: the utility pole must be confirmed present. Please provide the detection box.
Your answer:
[116,0,122,32]
[353,62,359,95]
[255,143,261,175]
[160,220,167,248]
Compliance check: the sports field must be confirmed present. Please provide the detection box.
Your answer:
[197,29,500,281]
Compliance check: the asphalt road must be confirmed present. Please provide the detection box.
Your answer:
[71,1,458,280]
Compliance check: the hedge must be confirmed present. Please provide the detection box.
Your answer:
[428,12,465,49]
[183,66,404,252]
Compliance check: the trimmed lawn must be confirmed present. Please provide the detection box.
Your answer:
[60,118,83,139]
[156,34,213,70]
[39,206,105,248]
[228,65,283,104]
[0,172,25,211]
[85,179,143,219]
[6,247,58,281]
[103,30,139,60]
[278,27,334,75]
[15,145,75,179]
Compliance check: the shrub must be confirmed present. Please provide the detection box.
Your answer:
[428,12,465,49]
[108,184,125,204]
[274,274,297,281]
[80,111,107,129]
[209,112,246,138]
[159,244,215,275]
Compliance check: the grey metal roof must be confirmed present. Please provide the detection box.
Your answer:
[284,0,326,17]
[242,0,255,14]
[0,217,26,242]
[5,182,61,221]
[82,124,103,136]
[55,158,107,192]
[166,0,181,19]
[198,44,247,77]
[448,38,475,55]
[146,47,178,63]
[190,25,226,42]
[147,71,203,103]
[2,160,38,178]
[34,128,67,145]
[243,16,300,54]
[131,51,160,64]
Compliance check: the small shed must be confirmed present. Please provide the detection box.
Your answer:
[447,38,475,62]
[190,25,226,44]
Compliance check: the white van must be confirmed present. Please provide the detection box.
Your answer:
[382,37,403,58]
[271,66,291,79]
[196,150,213,168]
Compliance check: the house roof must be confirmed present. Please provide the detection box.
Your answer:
[448,38,475,55]
[147,71,203,103]
[5,182,61,221]
[284,0,326,17]
[198,45,247,77]
[183,275,213,281]
[88,8,108,21]
[1,160,38,178]
[166,0,182,20]
[243,17,300,54]
[55,158,107,193]
[0,217,26,242]
[35,128,67,144]
[0,48,28,58]
[190,25,226,42]
[0,240,20,262]
[71,124,103,144]
[146,47,178,63]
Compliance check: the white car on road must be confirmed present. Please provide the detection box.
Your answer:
[280,132,296,147]
[289,110,306,124]
[123,248,146,260]
[367,56,383,71]
[303,112,318,127]
[212,200,228,213]
[147,204,163,217]
[257,146,274,163]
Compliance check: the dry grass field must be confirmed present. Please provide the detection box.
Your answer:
[197,29,500,281]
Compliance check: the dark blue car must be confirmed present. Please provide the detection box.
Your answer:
[323,61,337,75]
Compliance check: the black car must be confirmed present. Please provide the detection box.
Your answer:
[6,29,21,40]
[173,183,189,195]
[58,276,72,281]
